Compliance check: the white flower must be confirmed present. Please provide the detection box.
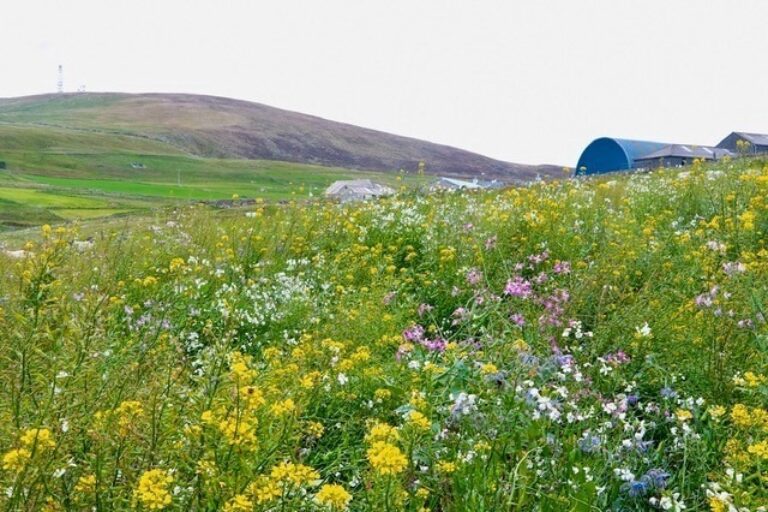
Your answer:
[635,322,652,338]
[337,373,348,385]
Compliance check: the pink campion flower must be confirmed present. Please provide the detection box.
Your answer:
[528,250,550,265]
[466,268,483,286]
[451,307,468,325]
[417,303,433,317]
[510,313,526,326]
[403,324,425,343]
[422,337,446,352]
[504,276,532,299]
[485,236,497,250]
[553,261,571,274]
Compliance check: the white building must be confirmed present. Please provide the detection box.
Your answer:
[324,179,395,203]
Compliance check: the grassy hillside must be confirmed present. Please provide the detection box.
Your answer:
[0,123,419,230]
[1,157,767,510]
[0,93,560,179]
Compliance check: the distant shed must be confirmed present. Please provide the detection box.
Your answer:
[325,179,394,203]
[634,145,734,169]
[717,132,768,155]
[430,177,483,191]
[576,138,670,175]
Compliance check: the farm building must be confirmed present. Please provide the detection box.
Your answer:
[634,145,733,169]
[576,138,671,175]
[429,177,505,191]
[717,132,768,155]
[430,177,483,191]
[324,179,394,203]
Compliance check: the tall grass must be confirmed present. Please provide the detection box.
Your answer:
[0,158,767,510]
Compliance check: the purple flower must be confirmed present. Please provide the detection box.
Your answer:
[510,313,526,327]
[466,268,483,286]
[403,324,425,343]
[553,261,571,274]
[418,303,433,317]
[504,276,532,299]
[485,236,497,250]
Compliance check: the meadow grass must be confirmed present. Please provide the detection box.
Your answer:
[0,121,425,229]
[0,158,767,511]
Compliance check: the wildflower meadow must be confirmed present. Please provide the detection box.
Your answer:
[1,158,767,511]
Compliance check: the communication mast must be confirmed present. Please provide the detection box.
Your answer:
[57,65,64,93]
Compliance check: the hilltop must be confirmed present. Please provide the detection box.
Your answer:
[0,92,559,180]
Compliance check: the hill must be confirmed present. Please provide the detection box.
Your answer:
[0,92,559,180]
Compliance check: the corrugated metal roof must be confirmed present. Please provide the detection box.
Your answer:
[325,179,394,198]
[636,144,734,161]
[435,177,483,189]
[736,132,768,146]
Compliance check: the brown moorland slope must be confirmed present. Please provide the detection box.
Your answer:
[0,92,560,180]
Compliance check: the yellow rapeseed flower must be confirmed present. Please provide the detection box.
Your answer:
[2,448,31,472]
[366,441,407,476]
[269,461,320,486]
[407,410,431,431]
[247,475,282,504]
[134,469,173,510]
[20,428,56,451]
[75,474,97,494]
[223,494,253,512]
[314,483,352,510]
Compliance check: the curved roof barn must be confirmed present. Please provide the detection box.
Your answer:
[576,138,670,175]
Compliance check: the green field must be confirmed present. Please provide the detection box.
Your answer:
[0,123,420,230]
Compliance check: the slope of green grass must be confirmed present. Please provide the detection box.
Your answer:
[0,123,423,229]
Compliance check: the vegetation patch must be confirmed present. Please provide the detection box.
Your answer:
[1,158,767,510]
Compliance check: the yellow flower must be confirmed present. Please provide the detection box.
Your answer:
[229,351,257,382]
[731,404,752,428]
[480,363,498,375]
[374,388,392,401]
[272,461,320,486]
[709,496,727,512]
[239,386,266,409]
[134,469,173,510]
[75,474,97,494]
[223,494,253,512]
[305,421,325,439]
[675,409,693,422]
[365,422,400,443]
[218,417,258,448]
[366,441,407,476]
[708,405,726,420]
[248,476,282,504]
[436,460,458,474]
[270,398,296,417]
[115,401,144,435]
[168,257,186,272]
[747,440,768,460]
[2,448,31,472]
[744,371,766,388]
[314,483,352,510]
[20,428,56,451]
[407,410,431,431]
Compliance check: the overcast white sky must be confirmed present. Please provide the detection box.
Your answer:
[2,0,768,166]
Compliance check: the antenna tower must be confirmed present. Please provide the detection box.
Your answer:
[57,65,63,93]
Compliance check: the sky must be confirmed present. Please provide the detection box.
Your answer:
[2,0,768,167]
